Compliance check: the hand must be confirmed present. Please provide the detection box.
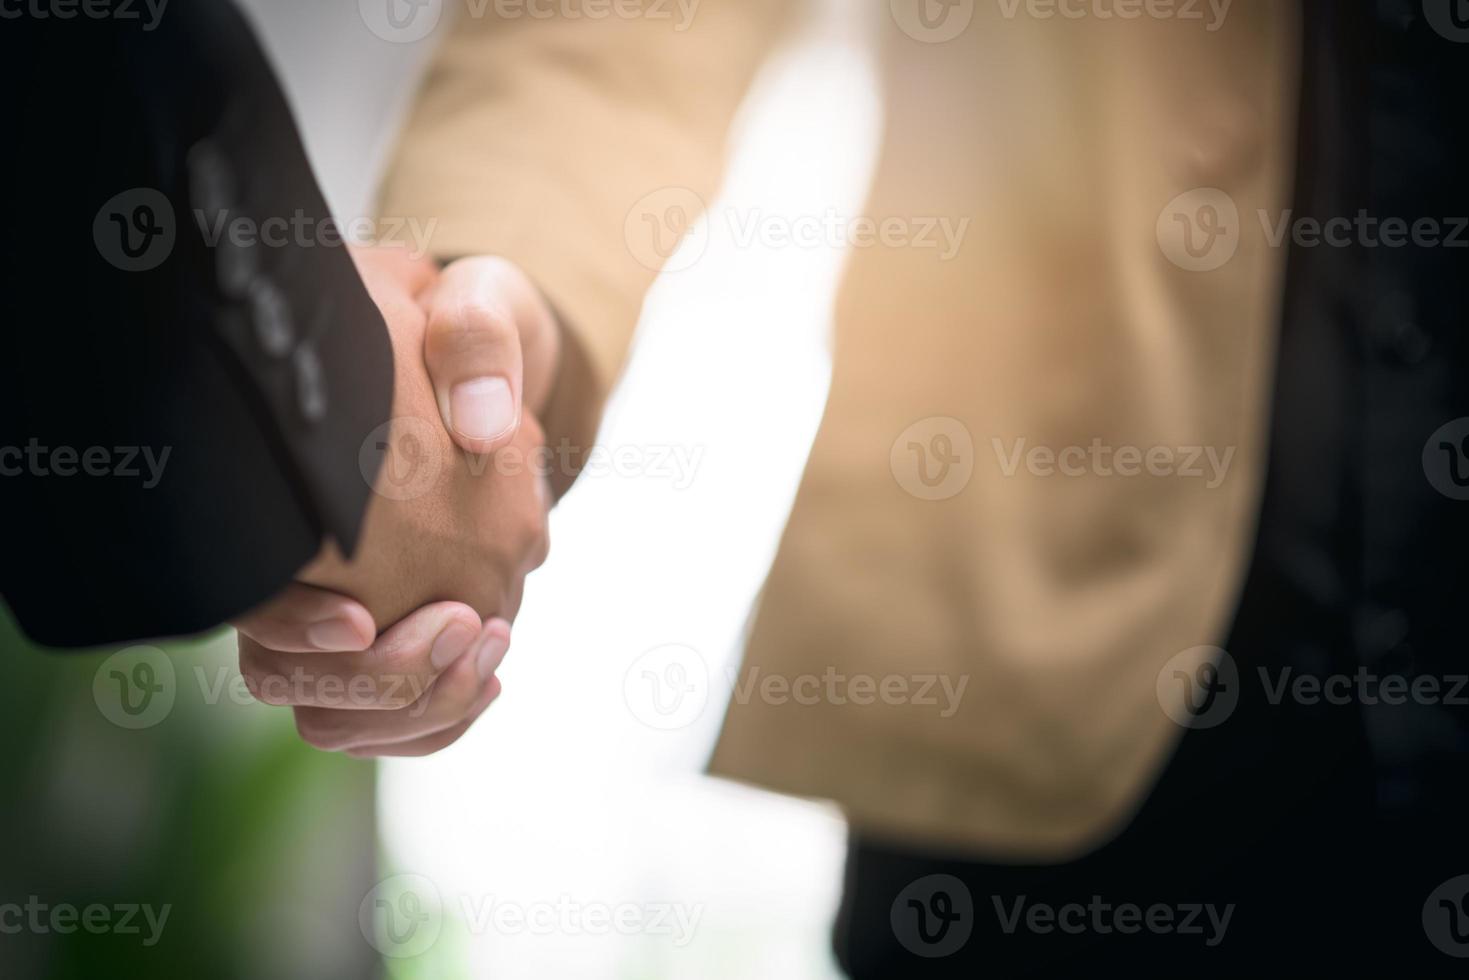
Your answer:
[301,246,551,627]
[234,584,511,757]
[230,246,553,755]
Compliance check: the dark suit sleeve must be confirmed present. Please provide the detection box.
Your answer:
[0,2,394,648]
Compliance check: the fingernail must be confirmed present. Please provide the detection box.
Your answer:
[306,617,368,651]
[450,377,515,442]
[475,622,511,682]
[430,622,479,671]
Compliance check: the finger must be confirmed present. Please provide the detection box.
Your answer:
[346,676,504,758]
[291,619,510,752]
[232,582,375,654]
[239,602,482,710]
[423,257,525,455]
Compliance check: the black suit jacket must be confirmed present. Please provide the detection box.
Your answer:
[0,2,393,647]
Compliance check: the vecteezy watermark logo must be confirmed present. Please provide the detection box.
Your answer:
[1423,875,1469,957]
[1156,645,1238,729]
[93,188,175,272]
[724,209,969,259]
[625,187,710,272]
[1424,0,1469,43]
[362,0,702,39]
[0,441,171,488]
[458,895,703,944]
[623,644,709,730]
[1423,418,1469,500]
[92,646,177,730]
[0,897,171,947]
[891,417,975,501]
[491,440,705,489]
[890,0,975,42]
[626,192,968,268]
[993,0,1232,30]
[359,0,444,42]
[891,875,974,957]
[1157,188,1240,272]
[728,667,969,717]
[0,0,170,30]
[360,422,704,498]
[1256,667,1469,708]
[992,438,1235,488]
[360,417,446,502]
[360,874,444,959]
[1256,210,1468,250]
[993,895,1234,946]
[193,210,439,260]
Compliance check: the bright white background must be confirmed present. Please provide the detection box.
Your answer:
[239,2,883,975]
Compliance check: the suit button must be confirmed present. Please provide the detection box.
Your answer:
[186,139,233,222]
[186,139,255,298]
[246,277,293,358]
[215,236,257,300]
[293,345,326,423]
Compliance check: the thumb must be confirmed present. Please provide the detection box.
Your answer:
[422,257,526,455]
[232,582,375,654]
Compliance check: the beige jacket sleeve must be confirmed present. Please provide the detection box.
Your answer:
[377,1,792,455]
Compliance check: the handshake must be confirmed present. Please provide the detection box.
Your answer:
[231,246,562,758]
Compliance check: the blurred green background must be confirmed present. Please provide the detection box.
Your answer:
[0,612,380,979]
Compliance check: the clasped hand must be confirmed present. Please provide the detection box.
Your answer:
[231,246,561,757]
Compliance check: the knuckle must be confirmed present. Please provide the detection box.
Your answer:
[521,514,550,570]
[239,655,283,706]
[528,521,551,571]
[430,298,514,351]
[422,659,480,722]
[461,299,512,334]
[381,684,422,711]
[294,710,347,752]
[522,499,550,558]
[368,652,432,708]
[440,676,482,721]
[463,254,523,284]
[355,669,418,710]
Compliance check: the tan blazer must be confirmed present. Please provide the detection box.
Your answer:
[380,0,1302,859]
